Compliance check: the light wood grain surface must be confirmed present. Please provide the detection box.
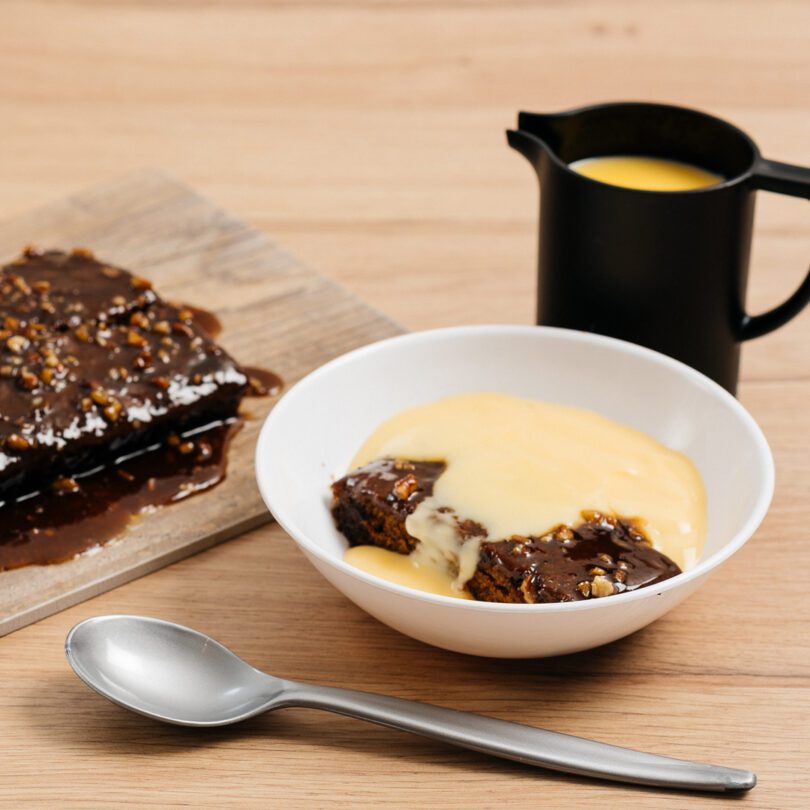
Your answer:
[1,1,808,808]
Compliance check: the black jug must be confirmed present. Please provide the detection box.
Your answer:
[508,101,810,394]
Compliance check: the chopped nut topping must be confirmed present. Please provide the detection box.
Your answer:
[11,275,30,295]
[591,575,615,598]
[589,566,606,577]
[51,477,80,494]
[90,388,110,406]
[5,433,30,451]
[393,473,419,500]
[172,322,194,338]
[132,351,152,370]
[18,369,38,390]
[102,400,122,422]
[519,575,537,604]
[129,311,149,329]
[131,276,153,291]
[178,441,195,455]
[576,581,591,598]
[111,295,127,307]
[32,280,51,294]
[152,320,171,335]
[74,324,91,343]
[126,329,148,348]
[6,335,28,354]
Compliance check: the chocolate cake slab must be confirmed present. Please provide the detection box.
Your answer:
[331,458,682,604]
[0,249,247,501]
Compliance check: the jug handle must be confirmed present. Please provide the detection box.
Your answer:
[739,158,810,340]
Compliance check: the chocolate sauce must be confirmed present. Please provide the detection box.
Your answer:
[184,304,223,338]
[0,420,240,571]
[243,366,283,397]
[473,512,681,603]
[181,305,283,397]
[0,250,282,571]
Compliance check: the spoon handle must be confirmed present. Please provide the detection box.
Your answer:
[278,680,754,792]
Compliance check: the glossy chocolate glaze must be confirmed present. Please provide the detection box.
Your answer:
[0,248,282,570]
[0,420,239,571]
[0,249,248,500]
[471,511,681,603]
[332,457,682,603]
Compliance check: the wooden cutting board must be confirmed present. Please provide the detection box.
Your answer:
[0,170,401,636]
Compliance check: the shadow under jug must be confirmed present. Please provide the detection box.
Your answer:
[508,102,810,394]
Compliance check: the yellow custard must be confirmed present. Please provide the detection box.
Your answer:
[569,155,722,191]
[344,545,472,599]
[344,393,706,596]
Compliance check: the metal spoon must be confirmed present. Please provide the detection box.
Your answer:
[65,615,755,792]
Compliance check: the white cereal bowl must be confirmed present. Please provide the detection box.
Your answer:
[255,326,774,658]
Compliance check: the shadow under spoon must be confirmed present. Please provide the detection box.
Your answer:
[65,614,755,793]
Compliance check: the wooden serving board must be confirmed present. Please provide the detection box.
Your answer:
[0,170,401,636]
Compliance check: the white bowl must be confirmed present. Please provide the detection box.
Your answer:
[255,326,773,658]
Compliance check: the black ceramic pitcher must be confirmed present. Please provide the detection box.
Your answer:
[508,102,810,394]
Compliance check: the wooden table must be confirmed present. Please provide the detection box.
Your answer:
[2,2,808,807]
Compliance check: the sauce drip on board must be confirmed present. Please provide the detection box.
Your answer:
[183,304,223,337]
[0,420,240,570]
[242,366,284,397]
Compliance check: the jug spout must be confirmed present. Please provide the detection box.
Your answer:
[506,112,564,172]
[506,128,545,169]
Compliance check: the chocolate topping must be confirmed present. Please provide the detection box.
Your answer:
[0,248,247,501]
[0,247,283,570]
[470,511,680,603]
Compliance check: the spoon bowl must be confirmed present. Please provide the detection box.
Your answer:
[66,614,284,726]
[65,615,756,792]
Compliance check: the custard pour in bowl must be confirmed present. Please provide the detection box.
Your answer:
[255,326,773,658]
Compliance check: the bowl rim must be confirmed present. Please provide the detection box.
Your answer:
[255,324,775,614]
